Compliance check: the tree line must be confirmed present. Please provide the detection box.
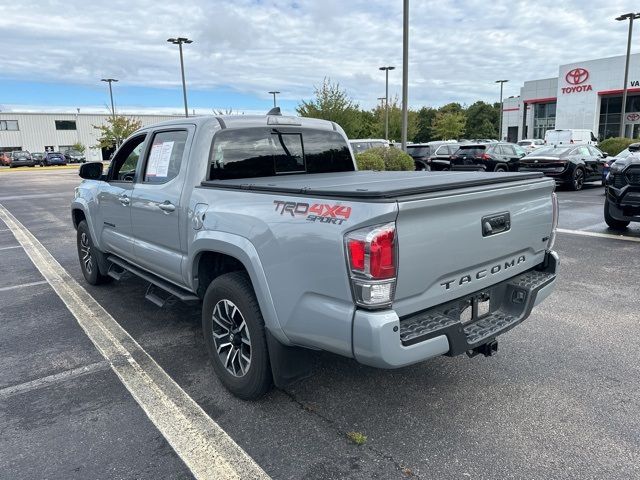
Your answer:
[297,78,501,142]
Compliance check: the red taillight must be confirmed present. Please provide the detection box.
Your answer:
[369,228,395,279]
[476,153,491,160]
[348,239,365,271]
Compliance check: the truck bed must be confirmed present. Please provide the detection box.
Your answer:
[201,171,545,200]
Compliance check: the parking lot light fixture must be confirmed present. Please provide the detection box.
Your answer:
[100,78,118,121]
[616,13,640,138]
[167,37,193,117]
[268,91,281,108]
[495,80,509,141]
[379,66,396,140]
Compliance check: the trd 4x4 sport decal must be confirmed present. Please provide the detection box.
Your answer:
[273,200,352,225]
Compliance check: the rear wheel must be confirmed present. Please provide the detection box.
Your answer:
[569,167,585,191]
[604,198,630,230]
[202,272,273,400]
[76,220,112,285]
[494,165,507,172]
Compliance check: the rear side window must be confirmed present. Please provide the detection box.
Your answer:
[144,130,188,184]
[209,127,353,180]
[454,146,486,156]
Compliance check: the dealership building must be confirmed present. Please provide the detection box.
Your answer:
[501,53,640,142]
[0,111,181,161]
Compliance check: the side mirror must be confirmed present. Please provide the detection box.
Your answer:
[601,152,609,158]
[79,162,103,180]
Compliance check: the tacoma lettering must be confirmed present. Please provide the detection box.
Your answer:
[440,255,526,290]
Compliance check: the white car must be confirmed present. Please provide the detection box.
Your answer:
[349,139,390,154]
[544,129,598,146]
[517,139,545,153]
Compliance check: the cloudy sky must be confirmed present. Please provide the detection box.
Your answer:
[0,0,636,114]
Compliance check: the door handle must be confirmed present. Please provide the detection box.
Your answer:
[158,201,176,213]
[119,195,130,206]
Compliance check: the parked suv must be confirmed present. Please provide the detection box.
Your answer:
[450,143,526,172]
[604,149,640,229]
[65,149,86,163]
[41,152,67,166]
[8,151,35,168]
[349,139,389,154]
[519,145,607,191]
[407,142,459,171]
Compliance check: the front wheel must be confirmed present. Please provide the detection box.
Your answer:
[202,272,273,400]
[569,167,585,191]
[604,198,630,230]
[76,220,112,285]
[494,165,507,173]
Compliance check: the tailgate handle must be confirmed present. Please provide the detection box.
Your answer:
[482,212,511,237]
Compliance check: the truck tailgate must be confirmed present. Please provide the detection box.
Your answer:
[393,177,555,317]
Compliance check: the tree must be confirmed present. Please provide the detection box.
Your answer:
[93,116,143,150]
[297,78,367,138]
[71,142,86,154]
[464,101,498,139]
[414,107,437,143]
[371,97,418,142]
[432,111,466,140]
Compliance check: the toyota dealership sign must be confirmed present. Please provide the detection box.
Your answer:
[561,67,593,94]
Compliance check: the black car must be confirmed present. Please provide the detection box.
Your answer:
[449,143,525,173]
[604,151,640,229]
[8,151,35,168]
[41,152,67,166]
[519,145,607,191]
[407,142,459,171]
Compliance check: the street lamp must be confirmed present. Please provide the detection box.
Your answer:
[401,0,409,150]
[167,37,193,117]
[379,66,396,140]
[268,91,280,108]
[100,78,118,120]
[495,80,509,140]
[377,96,386,109]
[616,13,640,137]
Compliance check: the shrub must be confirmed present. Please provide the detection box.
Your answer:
[355,151,385,171]
[599,137,637,156]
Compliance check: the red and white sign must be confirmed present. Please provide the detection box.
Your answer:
[627,112,640,122]
[561,67,592,94]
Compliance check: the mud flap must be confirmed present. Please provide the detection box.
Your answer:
[266,331,315,388]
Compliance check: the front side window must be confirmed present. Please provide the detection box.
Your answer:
[0,120,19,131]
[209,127,353,180]
[55,120,77,130]
[144,130,188,184]
[110,135,146,182]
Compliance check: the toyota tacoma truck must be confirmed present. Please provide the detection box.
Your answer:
[71,111,559,399]
[604,148,640,229]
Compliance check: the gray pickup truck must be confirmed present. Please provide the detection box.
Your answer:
[71,112,559,399]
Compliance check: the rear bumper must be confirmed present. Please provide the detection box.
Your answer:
[352,251,558,368]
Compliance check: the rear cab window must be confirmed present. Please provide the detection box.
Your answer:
[209,127,354,180]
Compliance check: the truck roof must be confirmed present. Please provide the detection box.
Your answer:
[136,114,339,132]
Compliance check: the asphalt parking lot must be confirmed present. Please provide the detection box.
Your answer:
[1,168,639,479]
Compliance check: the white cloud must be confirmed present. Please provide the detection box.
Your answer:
[0,0,636,109]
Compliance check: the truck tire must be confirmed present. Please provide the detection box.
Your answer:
[76,220,112,285]
[569,167,585,191]
[202,271,273,400]
[604,198,630,230]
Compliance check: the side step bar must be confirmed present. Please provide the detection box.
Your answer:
[106,255,200,305]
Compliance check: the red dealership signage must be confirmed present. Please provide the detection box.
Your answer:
[562,67,592,94]
[627,113,640,122]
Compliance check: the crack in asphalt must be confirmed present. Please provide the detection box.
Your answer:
[279,387,421,479]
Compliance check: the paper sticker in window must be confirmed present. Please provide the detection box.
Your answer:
[146,141,174,177]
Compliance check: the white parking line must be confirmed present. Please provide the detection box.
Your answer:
[0,280,48,292]
[0,204,269,480]
[0,245,22,251]
[0,361,110,399]
[557,228,640,243]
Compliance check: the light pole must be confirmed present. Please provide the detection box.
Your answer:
[401,0,409,150]
[268,91,280,108]
[495,80,508,140]
[100,78,118,120]
[616,13,640,137]
[167,37,193,117]
[377,96,386,110]
[379,66,395,141]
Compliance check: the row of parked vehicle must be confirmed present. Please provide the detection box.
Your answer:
[0,149,86,168]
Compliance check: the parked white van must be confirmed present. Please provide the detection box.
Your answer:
[544,129,598,145]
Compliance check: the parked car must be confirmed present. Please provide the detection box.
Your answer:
[517,139,545,153]
[604,149,640,229]
[349,139,390,154]
[519,145,607,191]
[406,141,458,171]
[71,113,559,399]
[31,152,44,164]
[544,129,598,146]
[65,149,86,163]
[0,152,11,166]
[41,152,68,166]
[602,142,640,185]
[449,143,526,172]
[8,151,35,168]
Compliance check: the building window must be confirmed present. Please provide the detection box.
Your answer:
[0,120,19,131]
[532,102,556,140]
[598,94,640,140]
[55,120,77,130]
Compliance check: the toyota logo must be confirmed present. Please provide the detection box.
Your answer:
[565,68,589,85]
[627,113,640,121]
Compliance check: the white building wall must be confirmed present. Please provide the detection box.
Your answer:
[0,112,181,161]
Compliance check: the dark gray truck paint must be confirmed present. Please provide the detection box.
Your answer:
[72,114,559,378]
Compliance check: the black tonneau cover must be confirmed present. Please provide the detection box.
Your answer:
[201,171,545,199]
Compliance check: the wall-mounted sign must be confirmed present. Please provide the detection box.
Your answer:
[561,67,593,94]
